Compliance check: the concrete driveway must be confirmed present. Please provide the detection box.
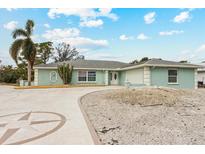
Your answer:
[0,85,121,145]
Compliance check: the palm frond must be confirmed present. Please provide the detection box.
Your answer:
[25,20,34,36]
[22,38,36,68]
[12,29,28,39]
[9,39,24,64]
[22,38,33,59]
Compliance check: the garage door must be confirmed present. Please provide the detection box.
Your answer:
[125,68,144,84]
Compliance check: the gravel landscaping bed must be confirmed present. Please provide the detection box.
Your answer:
[81,88,205,145]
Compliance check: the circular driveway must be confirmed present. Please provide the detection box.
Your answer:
[0,85,121,144]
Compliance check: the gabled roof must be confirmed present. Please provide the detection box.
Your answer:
[120,59,201,70]
[145,59,200,67]
[34,58,201,70]
[34,59,132,70]
[197,62,205,72]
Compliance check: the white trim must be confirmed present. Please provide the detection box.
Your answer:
[33,67,118,71]
[49,71,58,82]
[121,64,199,71]
[105,70,109,85]
[168,83,179,85]
[34,63,200,71]
[34,69,38,86]
[75,68,117,71]
[77,70,97,83]
[34,67,57,69]
[77,70,87,82]
[143,67,151,86]
[194,69,198,89]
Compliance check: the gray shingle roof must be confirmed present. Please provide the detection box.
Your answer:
[34,59,131,69]
[143,59,200,68]
[34,59,200,70]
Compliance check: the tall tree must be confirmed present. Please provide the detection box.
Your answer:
[130,59,138,64]
[75,55,85,60]
[53,42,84,62]
[179,60,188,63]
[0,59,2,70]
[139,57,149,63]
[36,41,54,64]
[130,57,150,64]
[9,19,36,86]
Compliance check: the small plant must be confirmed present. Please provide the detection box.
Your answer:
[57,63,73,84]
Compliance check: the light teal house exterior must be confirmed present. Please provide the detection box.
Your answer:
[33,59,199,89]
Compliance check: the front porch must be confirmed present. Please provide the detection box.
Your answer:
[105,70,124,86]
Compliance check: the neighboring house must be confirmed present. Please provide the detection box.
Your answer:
[197,62,205,85]
[33,59,200,89]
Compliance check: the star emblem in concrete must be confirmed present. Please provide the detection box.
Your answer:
[0,111,66,145]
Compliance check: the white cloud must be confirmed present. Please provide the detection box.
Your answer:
[80,19,103,27]
[177,44,205,62]
[98,8,118,21]
[44,23,50,28]
[48,8,118,21]
[62,37,108,49]
[0,51,15,65]
[42,28,108,50]
[196,44,205,53]
[6,8,17,11]
[120,34,150,41]
[119,35,129,41]
[3,21,18,30]
[144,12,156,24]
[42,28,80,40]
[85,52,123,60]
[77,48,90,53]
[48,8,95,19]
[31,35,41,43]
[137,33,150,40]
[177,50,197,62]
[119,34,134,41]
[159,30,184,36]
[173,11,191,23]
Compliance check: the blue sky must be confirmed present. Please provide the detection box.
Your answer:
[1,8,205,65]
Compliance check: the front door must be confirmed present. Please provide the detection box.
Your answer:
[110,72,119,85]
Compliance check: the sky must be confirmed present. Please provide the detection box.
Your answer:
[1,8,205,65]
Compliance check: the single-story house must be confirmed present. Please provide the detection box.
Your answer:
[33,58,200,89]
[197,62,205,85]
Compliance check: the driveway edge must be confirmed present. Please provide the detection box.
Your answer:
[78,93,103,145]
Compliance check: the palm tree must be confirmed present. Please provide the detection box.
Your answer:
[9,19,36,86]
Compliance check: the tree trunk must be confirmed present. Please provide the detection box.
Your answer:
[27,61,32,86]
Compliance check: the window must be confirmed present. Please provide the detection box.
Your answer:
[78,71,87,81]
[88,71,96,81]
[50,71,57,82]
[114,73,117,80]
[168,69,177,83]
[78,71,96,82]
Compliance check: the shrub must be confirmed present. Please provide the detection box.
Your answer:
[0,65,19,83]
[0,65,32,83]
[57,63,73,84]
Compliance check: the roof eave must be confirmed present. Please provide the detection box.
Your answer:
[119,63,200,70]
[147,64,200,68]
[33,63,201,70]
[33,66,119,71]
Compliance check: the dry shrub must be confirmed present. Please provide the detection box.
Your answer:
[105,88,188,107]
